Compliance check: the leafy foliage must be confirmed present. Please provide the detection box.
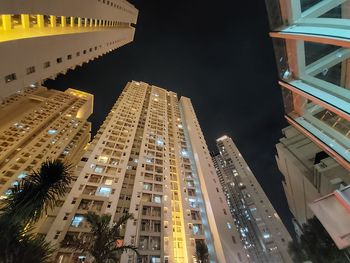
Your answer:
[0,160,72,263]
[288,217,348,263]
[62,212,138,263]
[195,240,209,263]
[1,160,72,224]
[0,217,53,263]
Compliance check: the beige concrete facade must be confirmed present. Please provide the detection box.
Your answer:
[45,81,246,263]
[0,0,138,99]
[276,126,350,226]
[213,136,292,263]
[0,87,93,199]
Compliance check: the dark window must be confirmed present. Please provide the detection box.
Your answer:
[43,61,50,68]
[5,73,16,83]
[56,57,62,63]
[26,66,35,75]
[232,236,236,244]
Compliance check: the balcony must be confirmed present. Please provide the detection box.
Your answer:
[309,185,350,249]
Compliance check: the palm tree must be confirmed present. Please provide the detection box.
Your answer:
[288,217,349,263]
[0,159,72,263]
[62,212,138,263]
[0,219,53,263]
[195,240,209,263]
[1,159,72,224]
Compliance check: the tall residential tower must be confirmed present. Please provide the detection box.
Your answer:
[212,136,292,263]
[0,0,138,99]
[45,81,247,263]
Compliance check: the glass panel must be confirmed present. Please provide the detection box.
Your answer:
[282,87,350,162]
[301,0,348,18]
[301,0,323,12]
[266,0,350,33]
[273,38,350,111]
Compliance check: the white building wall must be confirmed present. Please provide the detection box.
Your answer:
[276,126,350,226]
[180,97,248,263]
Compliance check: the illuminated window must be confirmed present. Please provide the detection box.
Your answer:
[153,195,162,203]
[104,179,113,185]
[97,156,108,164]
[71,215,84,227]
[143,183,152,191]
[156,138,164,146]
[97,187,111,197]
[47,129,57,135]
[181,149,189,157]
[94,166,103,173]
[18,172,27,179]
[192,224,201,235]
[263,233,271,239]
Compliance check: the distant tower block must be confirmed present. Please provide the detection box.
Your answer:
[212,135,293,263]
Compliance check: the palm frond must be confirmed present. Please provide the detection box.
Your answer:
[62,212,138,263]
[1,159,72,224]
[0,217,54,263]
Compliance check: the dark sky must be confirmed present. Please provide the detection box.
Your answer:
[44,0,294,234]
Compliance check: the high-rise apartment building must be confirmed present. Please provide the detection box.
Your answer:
[0,86,93,198]
[45,81,248,263]
[265,0,350,249]
[0,0,138,99]
[212,136,292,263]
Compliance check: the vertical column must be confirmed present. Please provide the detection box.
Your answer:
[21,14,30,29]
[2,15,12,30]
[50,15,56,27]
[61,16,66,27]
[37,15,44,28]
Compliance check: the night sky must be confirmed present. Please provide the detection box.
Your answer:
[44,0,294,234]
